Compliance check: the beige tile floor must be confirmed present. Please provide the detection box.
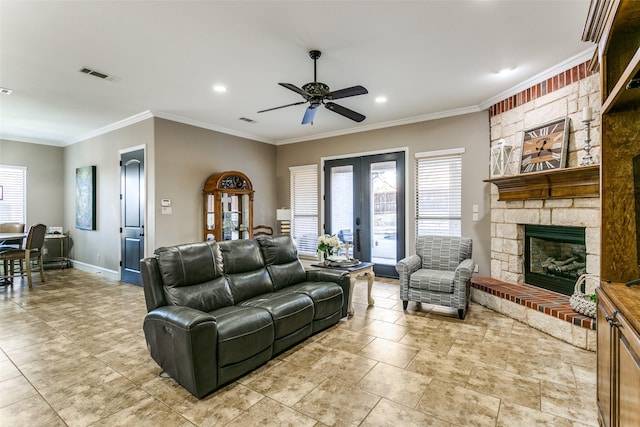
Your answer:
[0,268,598,426]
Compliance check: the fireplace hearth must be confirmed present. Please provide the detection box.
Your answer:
[524,224,586,296]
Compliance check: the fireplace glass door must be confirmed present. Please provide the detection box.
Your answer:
[524,224,586,295]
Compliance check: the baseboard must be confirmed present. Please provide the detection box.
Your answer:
[70,260,119,281]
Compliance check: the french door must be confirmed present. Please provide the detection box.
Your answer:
[324,152,405,278]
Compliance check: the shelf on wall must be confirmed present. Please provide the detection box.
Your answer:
[484,165,600,201]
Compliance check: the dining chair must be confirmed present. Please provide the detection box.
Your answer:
[0,223,46,287]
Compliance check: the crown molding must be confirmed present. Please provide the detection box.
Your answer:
[66,111,154,145]
[276,105,482,145]
[478,47,597,110]
[151,111,274,144]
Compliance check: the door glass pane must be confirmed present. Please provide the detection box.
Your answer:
[330,165,353,256]
[371,161,397,265]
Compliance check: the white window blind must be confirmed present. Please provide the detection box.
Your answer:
[0,165,26,224]
[290,164,318,257]
[415,150,462,237]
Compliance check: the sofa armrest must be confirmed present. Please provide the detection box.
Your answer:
[143,306,218,398]
[306,269,351,318]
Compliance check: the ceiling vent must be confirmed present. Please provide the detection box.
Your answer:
[0,87,12,95]
[238,117,257,123]
[78,67,118,82]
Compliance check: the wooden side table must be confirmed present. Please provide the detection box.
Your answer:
[310,261,375,317]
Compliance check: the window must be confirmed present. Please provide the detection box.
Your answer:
[415,148,463,237]
[0,165,26,223]
[290,164,318,257]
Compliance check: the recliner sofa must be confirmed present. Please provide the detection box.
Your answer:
[141,234,350,398]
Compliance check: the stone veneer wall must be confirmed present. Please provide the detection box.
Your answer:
[488,62,601,295]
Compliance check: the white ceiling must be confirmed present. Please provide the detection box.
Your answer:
[0,0,594,147]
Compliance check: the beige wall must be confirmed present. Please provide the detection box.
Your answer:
[61,117,277,273]
[153,118,277,248]
[276,111,492,275]
[0,138,64,228]
[63,119,154,272]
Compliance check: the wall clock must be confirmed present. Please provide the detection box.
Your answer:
[519,117,570,174]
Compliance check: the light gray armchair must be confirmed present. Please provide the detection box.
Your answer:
[396,236,475,319]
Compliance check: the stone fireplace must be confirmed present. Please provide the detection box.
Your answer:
[471,60,601,350]
[489,187,600,295]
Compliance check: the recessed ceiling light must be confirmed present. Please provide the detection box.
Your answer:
[0,87,12,95]
[375,96,387,103]
[497,67,516,76]
[213,85,227,93]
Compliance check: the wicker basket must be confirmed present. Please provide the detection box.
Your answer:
[569,274,597,318]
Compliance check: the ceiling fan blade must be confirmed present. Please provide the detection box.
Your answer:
[326,85,368,100]
[301,106,318,125]
[257,101,307,113]
[325,102,366,122]
[279,83,310,98]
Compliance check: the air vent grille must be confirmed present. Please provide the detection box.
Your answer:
[79,67,118,81]
[239,117,257,123]
[0,87,12,95]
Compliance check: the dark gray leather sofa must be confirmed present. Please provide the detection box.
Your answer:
[140,235,350,398]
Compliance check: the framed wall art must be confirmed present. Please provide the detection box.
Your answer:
[75,165,96,230]
[519,117,570,174]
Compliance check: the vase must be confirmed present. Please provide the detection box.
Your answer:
[322,250,332,266]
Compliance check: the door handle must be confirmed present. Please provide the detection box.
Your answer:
[355,229,361,252]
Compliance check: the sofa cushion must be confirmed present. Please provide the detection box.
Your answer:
[210,305,274,367]
[409,269,455,293]
[155,242,234,312]
[257,235,306,290]
[279,282,343,320]
[239,292,314,339]
[218,239,273,302]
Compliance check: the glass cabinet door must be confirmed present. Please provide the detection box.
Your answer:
[202,171,254,242]
[205,194,215,241]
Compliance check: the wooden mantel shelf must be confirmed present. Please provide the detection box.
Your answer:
[484,165,600,201]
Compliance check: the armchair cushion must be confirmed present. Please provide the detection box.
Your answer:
[409,269,456,293]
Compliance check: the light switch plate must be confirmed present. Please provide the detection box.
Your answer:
[473,213,479,221]
[161,199,171,207]
[161,206,172,215]
[472,204,479,213]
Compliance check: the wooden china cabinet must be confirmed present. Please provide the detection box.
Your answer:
[202,171,254,242]
[583,1,640,426]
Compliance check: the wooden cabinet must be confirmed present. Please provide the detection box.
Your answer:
[583,0,640,284]
[203,171,254,242]
[584,2,640,425]
[596,285,640,427]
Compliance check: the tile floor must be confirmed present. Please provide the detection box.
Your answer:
[0,268,598,426]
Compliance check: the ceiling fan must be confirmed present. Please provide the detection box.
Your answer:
[257,50,368,125]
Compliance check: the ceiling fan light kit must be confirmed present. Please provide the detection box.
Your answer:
[258,50,368,124]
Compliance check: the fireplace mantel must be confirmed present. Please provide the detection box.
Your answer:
[484,165,600,201]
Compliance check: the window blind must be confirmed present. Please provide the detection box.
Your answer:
[415,152,462,237]
[0,165,26,223]
[290,165,318,256]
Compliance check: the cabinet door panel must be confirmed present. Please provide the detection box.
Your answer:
[617,315,640,427]
[597,289,615,427]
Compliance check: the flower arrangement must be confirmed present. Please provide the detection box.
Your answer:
[317,234,340,258]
